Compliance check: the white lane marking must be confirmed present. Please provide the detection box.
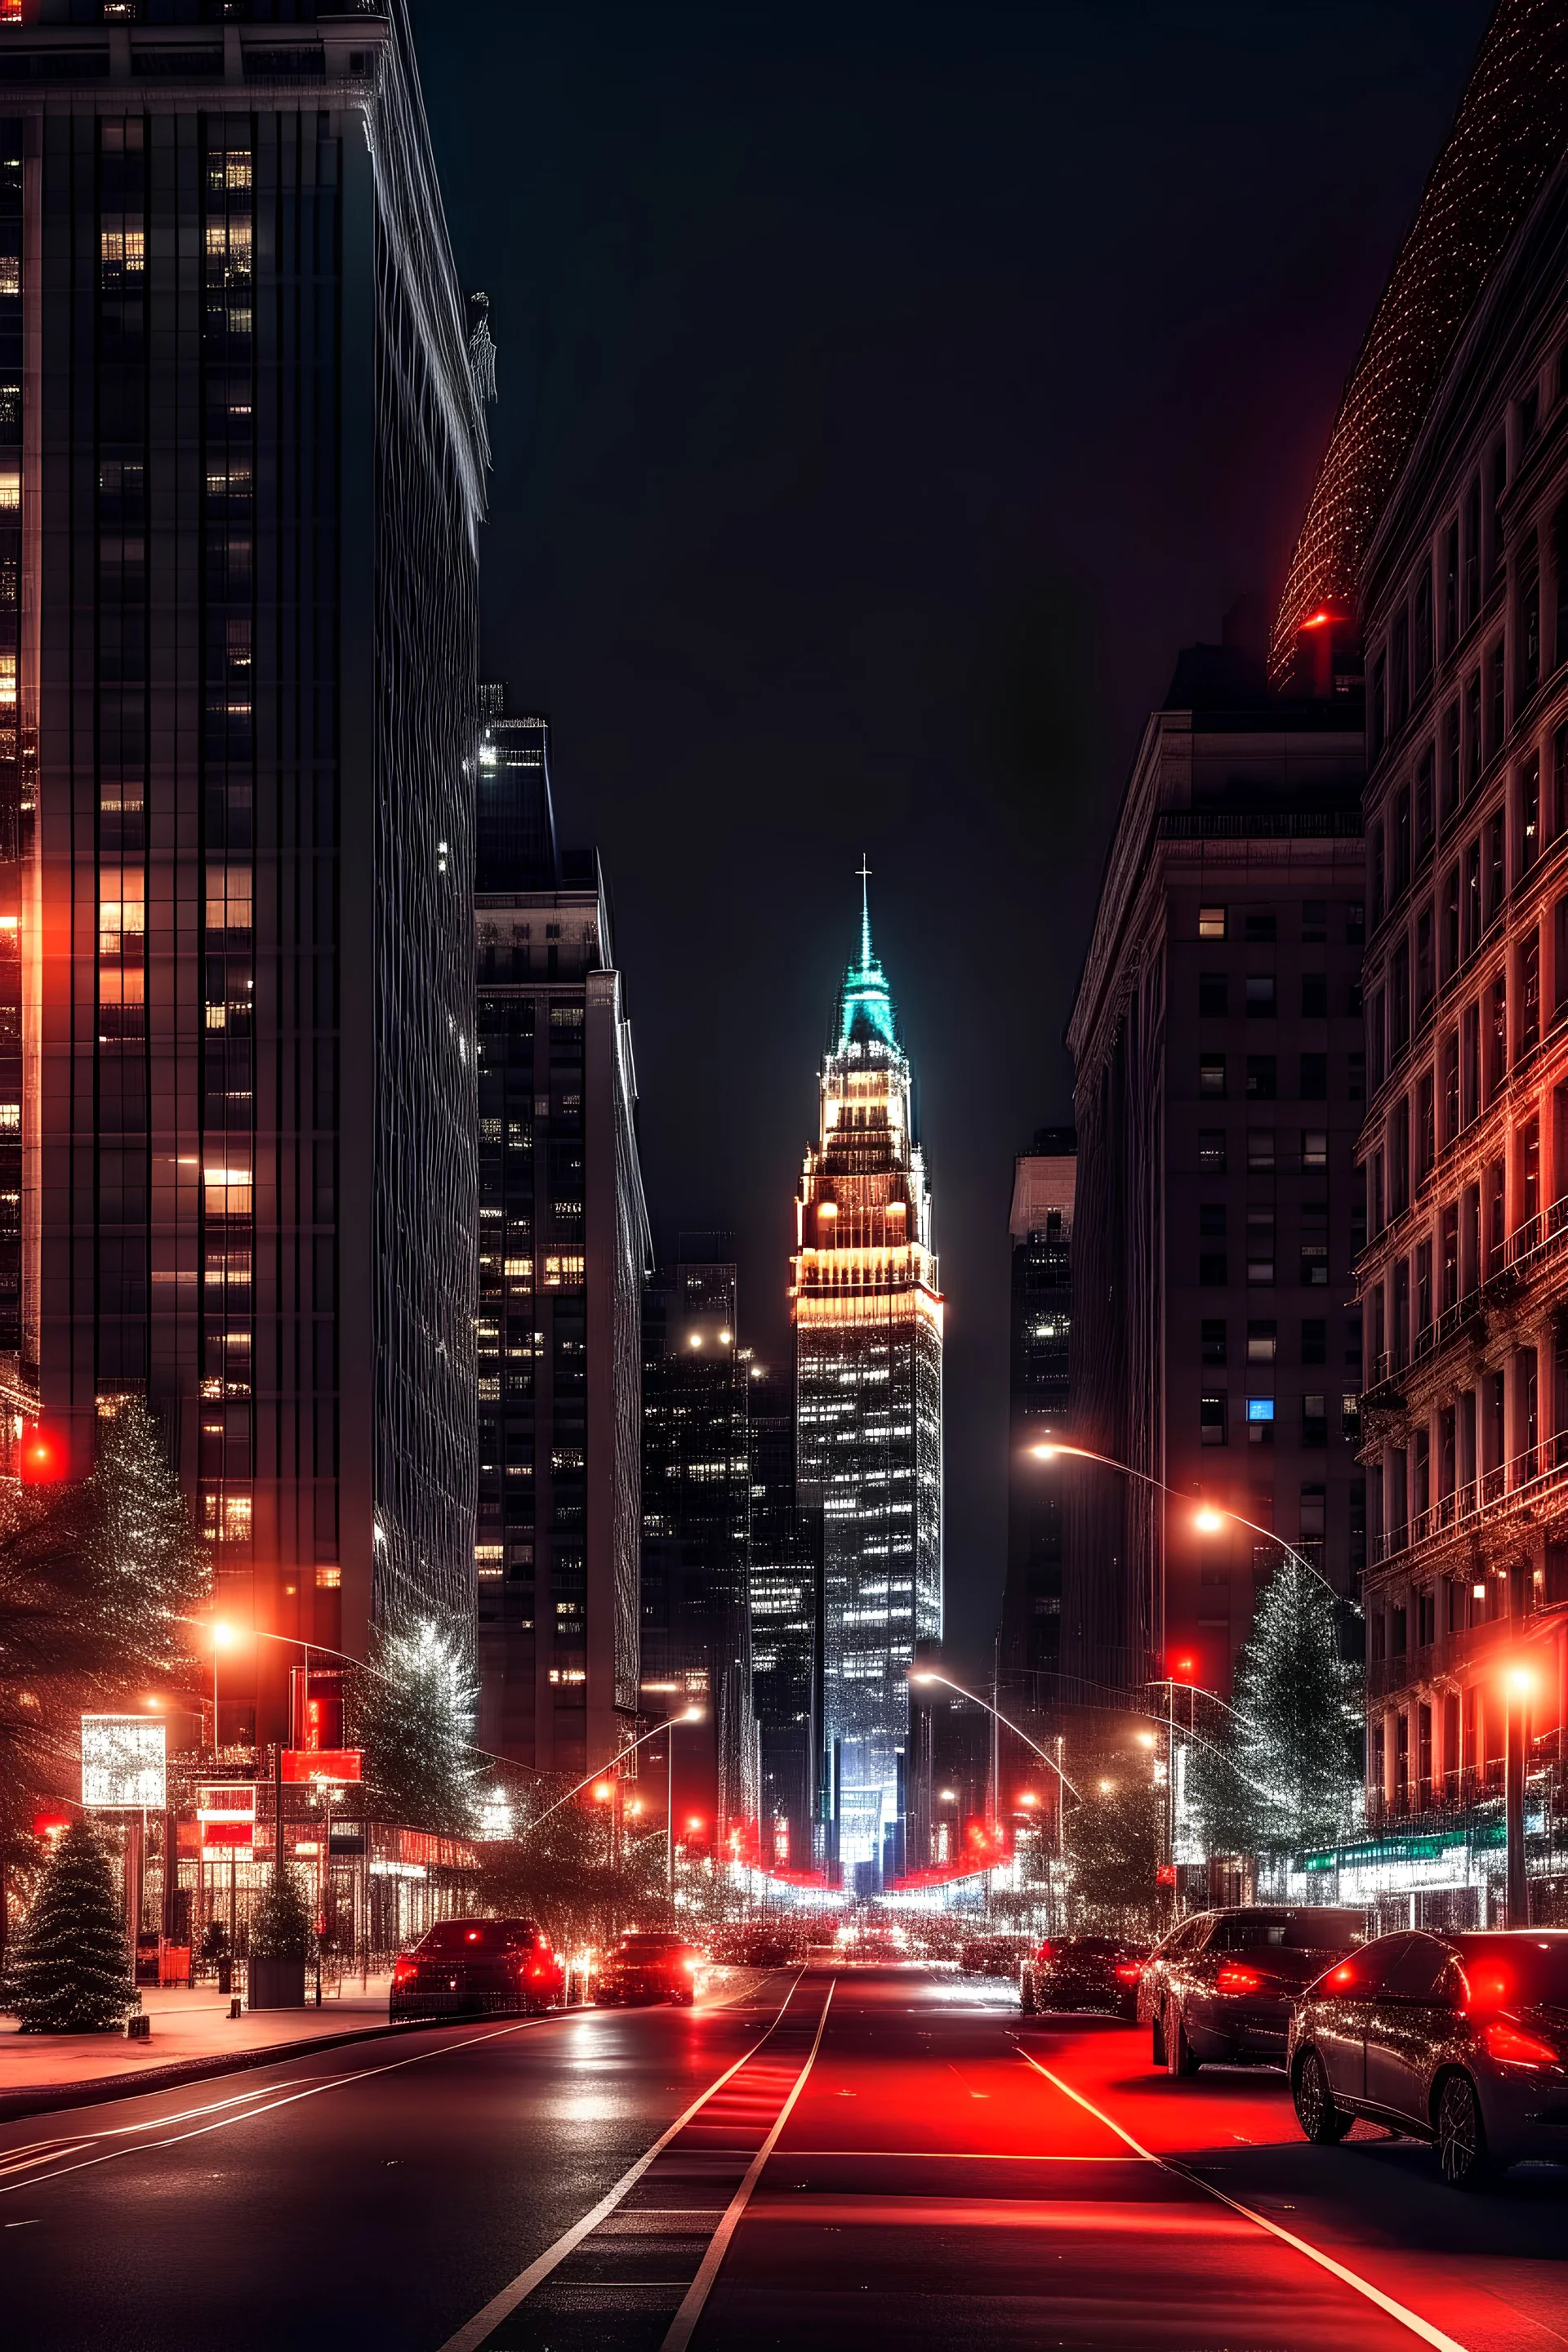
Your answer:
[0,2011,576,2201]
[1014,2047,1470,2352]
[660,1982,836,2352]
[434,1971,811,2352]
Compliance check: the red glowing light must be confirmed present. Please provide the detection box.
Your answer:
[1330,1962,1358,1989]
[1485,2018,1561,2067]
[1215,1962,1262,1995]
[32,1810,70,1839]
[1167,1655,1197,1684]
[1466,1967,1511,2010]
[391,1956,417,1989]
[20,1426,63,1486]
[1114,1962,1143,1984]
[1299,608,1335,630]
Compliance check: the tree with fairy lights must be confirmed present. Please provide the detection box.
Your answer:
[5,1818,134,2032]
[1187,1556,1361,1860]
[350,1617,479,1834]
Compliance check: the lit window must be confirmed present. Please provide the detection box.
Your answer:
[1199,906,1227,940]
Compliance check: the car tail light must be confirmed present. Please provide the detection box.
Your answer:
[392,1956,417,1989]
[1035,1941,1053,1964]
[1215,1963,1263,1995]
[1114,1962,1142,1983]
[684,1957,698,1973]
[1485,2019,1562,2067]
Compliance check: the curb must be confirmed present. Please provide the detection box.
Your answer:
[0,2011,508,2127]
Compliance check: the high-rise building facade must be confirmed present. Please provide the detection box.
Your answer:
[474,699,650,1781]
[640,1244,754,1846]
[1000,1131,1076,1688]
[1299,122,1568,1878]
[1,4,488,1740]
[747,1361,822,1870]
[1066,630,1366,1699]
[792,882,942,1886]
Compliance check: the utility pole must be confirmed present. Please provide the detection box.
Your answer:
[1505,1667,1530,1928]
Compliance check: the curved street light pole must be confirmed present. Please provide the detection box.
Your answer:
[1031,1440,1361,1614]
[908,1668,1083,1802]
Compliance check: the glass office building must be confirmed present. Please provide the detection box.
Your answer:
[1,5,488,1741]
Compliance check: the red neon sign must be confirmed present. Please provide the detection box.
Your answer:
[281,1747,362,1784]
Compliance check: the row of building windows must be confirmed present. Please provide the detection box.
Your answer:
[1197,1390,1357,1446]
[1197,1052,1361,1100]
[1197,970,1359,1018]
[1197,902,1364,946]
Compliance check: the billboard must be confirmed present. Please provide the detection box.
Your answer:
[81,1714,167,1810]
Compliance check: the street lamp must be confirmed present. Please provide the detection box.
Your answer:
[907,1668,1082,1801]
[1504,1660,1536,1928]
[1031,1441,1356,1611]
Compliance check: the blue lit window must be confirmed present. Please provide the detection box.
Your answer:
[1246,1396,1275,1423]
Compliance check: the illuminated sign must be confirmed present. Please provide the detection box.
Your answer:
[196,1781,256,1848]
[82,1714,166,1809]
[281,1748,363,1784]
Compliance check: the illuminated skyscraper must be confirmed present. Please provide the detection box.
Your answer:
[792,875,942,1886]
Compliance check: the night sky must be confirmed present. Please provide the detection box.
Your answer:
[414,2,1491,1678]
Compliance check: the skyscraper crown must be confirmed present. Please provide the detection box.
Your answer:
[835,860,899,1052]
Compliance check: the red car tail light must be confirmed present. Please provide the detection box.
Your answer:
[1485,2019,1562,2067]
[1114,1962,1142,1983]
[1215,1963,1263,1995]
[1034,1940,1053,1964]
[392,1956,417,1989]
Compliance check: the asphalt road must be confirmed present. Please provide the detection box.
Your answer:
[2,1965,1565,2351]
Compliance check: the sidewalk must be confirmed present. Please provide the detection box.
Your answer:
[0,1976,400,2119]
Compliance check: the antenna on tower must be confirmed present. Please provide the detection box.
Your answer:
[857,854,872,969]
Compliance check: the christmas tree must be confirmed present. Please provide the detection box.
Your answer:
[249,1864,317,1960]
[350,1617,479,1833]
[7,1819,134,2033]
[1187,1557,1361,1860]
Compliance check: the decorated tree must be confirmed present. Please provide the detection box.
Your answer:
[5,1819,134,2032]
[249,1864,317,1961]
[1064,1745,1161,1932]
[0,1400,207,1968]
[350,1617,480,1833]
[1187,1557,1361,1860]
[481,1775,670,1954]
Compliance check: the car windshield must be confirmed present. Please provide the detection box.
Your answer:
[420,1922,532,1956]
[1456,1935,1568,2007]
[1211,1912,1365,1953]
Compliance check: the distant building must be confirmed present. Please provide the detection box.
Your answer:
[793,876,942,1887]
[1000,1133,1076,1689]
[1066,621,1367,1699]
[641,1244,755,1847]
[747,1362,823,1870]
[474,697,651,1782]
[0,7,491,1743]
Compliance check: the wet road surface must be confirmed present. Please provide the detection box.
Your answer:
[2,1964,1564,2350]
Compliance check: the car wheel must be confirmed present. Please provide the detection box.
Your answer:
[1293,2047,1351,2144]
[1437,2072,1491,2190]
[1165,1999,1199,2078]
[1151,2007,1166,2067]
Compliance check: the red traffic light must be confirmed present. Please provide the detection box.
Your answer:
[20,1425,64,1485]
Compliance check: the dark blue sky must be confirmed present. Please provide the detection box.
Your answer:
[413,0,1491,1676]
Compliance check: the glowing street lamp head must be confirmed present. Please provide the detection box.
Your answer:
[1031,1442,1058,1461]
[909,1669,935,1685]
[1135,1730,1156,1748]
[1193,1507,1226,1535]
[1506,1663,1536,1696]
[1018,1791,1039,1807]
[683,1704,703,1722]
[210,1620,237,1650]
[592,1780,613,1802]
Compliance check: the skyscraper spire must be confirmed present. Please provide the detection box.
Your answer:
[838,857,898,1051]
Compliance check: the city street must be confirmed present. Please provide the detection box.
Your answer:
[2,1966,1564,2352]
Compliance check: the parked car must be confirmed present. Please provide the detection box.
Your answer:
[960,1932,1033,1980]
[1289,1927,1568,2188]
[1020,1936,1147,2019]
[593,1931,706,2007]
[1143,1907,1367,2074]
[390,1918,565,2022]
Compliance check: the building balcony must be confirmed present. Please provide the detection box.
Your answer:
[1370,1432,1568,1567]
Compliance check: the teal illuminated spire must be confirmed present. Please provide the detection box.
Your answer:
[836,857,899,1051]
